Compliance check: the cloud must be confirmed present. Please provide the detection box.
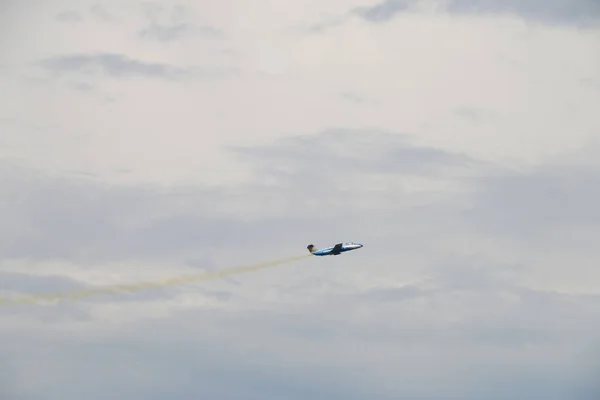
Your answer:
[0,130,475,266]
[36,53,186,79]
[3,128,600,397]
[55,11,83,24]
[340,91,365,103]
[138,3,223,42]
[89,4,111,21]
[352,0,600,26]
[444,0,600,26]
[3,271,599,399]
[468,163,600,237]
[0,162,230,264]
[454,106,496,123]
[232,129,481,184]
[353,0,417,22]
[2,1,600,398]
[54,5,112,24]
[0,271,84,294]
[139,22,222,41]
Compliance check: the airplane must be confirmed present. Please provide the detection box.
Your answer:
[307,242,363,256]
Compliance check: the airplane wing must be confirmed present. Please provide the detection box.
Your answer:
[332,243,343,253]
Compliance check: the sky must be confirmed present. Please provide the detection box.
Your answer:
[1,0,600,398]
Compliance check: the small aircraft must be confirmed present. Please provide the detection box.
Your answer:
[307,242,363,256]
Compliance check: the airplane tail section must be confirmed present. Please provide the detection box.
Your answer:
[307,244,317,253]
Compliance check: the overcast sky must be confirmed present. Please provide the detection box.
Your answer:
[1,1,600,399]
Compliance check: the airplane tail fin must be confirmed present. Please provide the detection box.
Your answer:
[307,244,317,253]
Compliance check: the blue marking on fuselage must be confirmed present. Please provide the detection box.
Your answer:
[311,243,363,256]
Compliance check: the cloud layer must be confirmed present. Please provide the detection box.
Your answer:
[2,1,600,399]
[354,0,600,26]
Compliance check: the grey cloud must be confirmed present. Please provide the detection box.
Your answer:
[444,0,600,26]
[139,22,222,41]
[4,272,597,400]
[304,15,352,33]
[3,129,599,268]
[140,1,166,20]
[341,91,365,103]
[69,82,94,92]
[3,128,600,398]
[37,53,185,79]
[54,6,111,24]
[232,129,480,182]
[7,128,592,267]
[581,77,600,92]
[353,0,417,22]
[454,106,496,123]
[0,129,478,266]
[0,271,84,294]
[89,4,111,21]
[0,163,358,265]
[353,0,600,26]
[140,3,196,26]
[37,53,239,81]
[333,286,599,348]
[466,163,600,241]
[138,3,223,42]
[0,320,389,400]
[139,22,193,41]
[0,164,238,263]
[352,284,429,303]
[55,11,82,23]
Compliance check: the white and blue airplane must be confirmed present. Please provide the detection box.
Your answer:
[307,242,363,256]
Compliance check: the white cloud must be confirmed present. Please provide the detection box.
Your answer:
[3,1,599,186]
[2,1,600,399]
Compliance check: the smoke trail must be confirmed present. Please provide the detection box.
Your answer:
[0,254,311,306]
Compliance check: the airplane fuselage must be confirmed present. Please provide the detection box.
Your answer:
[307,242,363,256]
